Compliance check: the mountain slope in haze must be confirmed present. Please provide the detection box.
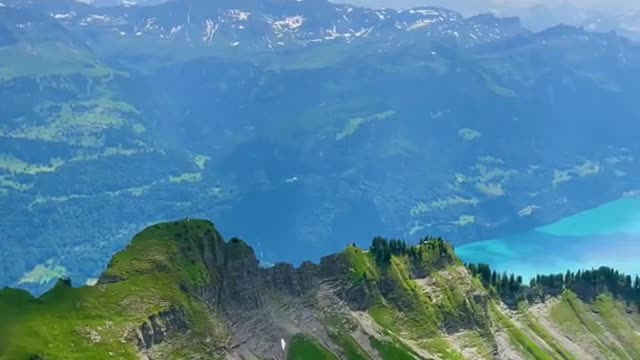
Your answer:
[3,0,529,52]
[2,0,640,294]
[1,219,640,360]
[584,10,640,42]
[88,0,167,7]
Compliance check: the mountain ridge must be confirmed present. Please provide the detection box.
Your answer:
[0,0,531,52]
[2,219,640,359]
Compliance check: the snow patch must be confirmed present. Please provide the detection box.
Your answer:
[228,10,250,21]
[324,26,341,39]
[324,26,371,41]
[51,12,76,20]
[407,19,436,31]
[203,18,219,43]
[518,205,540,217]
[354,27,372,37]
[80,14,124,26]
[86,14,109,22]
[169,25,183,35]
[144,18,157,31]
[409,8,441,16]
[273,15,304,31]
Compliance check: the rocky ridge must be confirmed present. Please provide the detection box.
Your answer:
[1,219,640,359]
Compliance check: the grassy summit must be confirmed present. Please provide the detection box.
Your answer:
[0,220,228,359]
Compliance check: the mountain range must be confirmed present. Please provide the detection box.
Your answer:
[338,0,640,40]
[584,10,640,42]
[1,0,640,296]
[2,219,640,359]
[1,0,529,50]
[57,0,640,41]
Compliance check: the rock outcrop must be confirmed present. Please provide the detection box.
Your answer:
[135,308,190,350]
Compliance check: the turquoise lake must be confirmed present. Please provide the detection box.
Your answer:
[457,197,640,280]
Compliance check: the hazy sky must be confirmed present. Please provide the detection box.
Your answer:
[344,0,639,15]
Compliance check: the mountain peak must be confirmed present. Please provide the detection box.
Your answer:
[101,219,225,285]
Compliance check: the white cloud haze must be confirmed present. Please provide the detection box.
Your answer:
[343,0,638,13]
[338,0,639,32]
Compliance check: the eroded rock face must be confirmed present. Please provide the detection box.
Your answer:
[219,239,268,310]
[124,229,466,357]
[97,274,124,284]
[135,307,189,350]
[217,239,321,310]
[263,262,318,297]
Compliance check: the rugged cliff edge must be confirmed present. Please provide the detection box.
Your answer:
[1,219,640,360]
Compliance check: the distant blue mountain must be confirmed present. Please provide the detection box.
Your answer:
[1,0,639,294]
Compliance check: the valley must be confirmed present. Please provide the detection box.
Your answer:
[1,0,640,295]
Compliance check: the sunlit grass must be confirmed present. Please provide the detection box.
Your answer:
[18,262,69,286]
[410,196,479,216]
[169,172,203,183]
[336,111,395,141]
[553,160,600,186]
[458,128,481,141]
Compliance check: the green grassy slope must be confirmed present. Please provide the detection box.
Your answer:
[287,335,339,360]
[548,292,640,359]
[0,220,228,360]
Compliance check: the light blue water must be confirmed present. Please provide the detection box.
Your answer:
[457,198,640,281]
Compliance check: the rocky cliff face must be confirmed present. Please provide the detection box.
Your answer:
[135,307,190,351]
[1,219,640,360]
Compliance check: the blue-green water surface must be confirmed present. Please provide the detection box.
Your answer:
[457,198,640,280]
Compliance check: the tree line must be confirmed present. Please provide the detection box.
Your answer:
[465,263,524,299]
[360,235,640,306]
[369,236,453,265]
[467,262,640,304]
